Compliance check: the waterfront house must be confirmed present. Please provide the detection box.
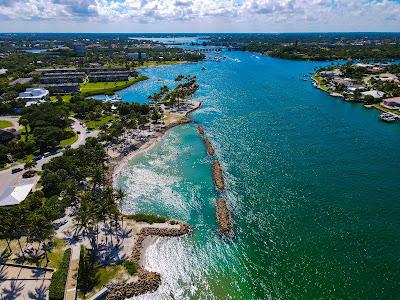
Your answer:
[40,74,85,84]
[17,87,49,102]
[381,97,400,110]
[40,83,80,94]
[320,69,342,77]
[361,90,385,99]
[88,74,129,82]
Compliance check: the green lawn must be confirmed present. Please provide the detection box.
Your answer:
[60,128,78,147]
[84,115,118,130]
[373,103,400,116]
[50,95,72,103]
[80,75,148,97]
[0,120,13,129]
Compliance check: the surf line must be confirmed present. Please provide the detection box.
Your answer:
[197,125,233,235]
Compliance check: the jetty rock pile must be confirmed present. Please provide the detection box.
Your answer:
[106,271,161,300]
[197,125,205,135]
[215,199,233,234]
[106,222,191,300]
[212,160,225,192]
[204,138,215,156]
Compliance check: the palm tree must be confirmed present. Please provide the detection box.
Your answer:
[115,189,126,228]
[19,118,29,141]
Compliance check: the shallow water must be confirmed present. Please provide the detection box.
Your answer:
[116,51,400,299]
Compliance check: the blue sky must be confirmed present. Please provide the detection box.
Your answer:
[0,0,399,32]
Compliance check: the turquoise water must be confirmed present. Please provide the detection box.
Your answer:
[116,51,400,299]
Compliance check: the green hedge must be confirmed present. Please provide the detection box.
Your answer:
[49,248,71,300]
[125,213,168,224]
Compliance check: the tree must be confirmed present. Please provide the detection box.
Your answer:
[19,118,29,141]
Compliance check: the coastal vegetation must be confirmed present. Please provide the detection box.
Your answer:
[48,248,71,300]
[80,75,148,97]
[125,214,168,224]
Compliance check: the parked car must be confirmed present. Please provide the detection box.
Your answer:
[34,155,42,161]
[77,131,81,134]
[43,152,51,158]
[22,171,34,178]
[11,168,23,174]
[65,145,71,149]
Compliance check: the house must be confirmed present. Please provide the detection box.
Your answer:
[127,52,147,60]
[381,97,400,110]
[88,74,129,82]
[378,73,399,83]
[40,83,80,94]
[0,183,35,206]
[320,69,342,77]
[332,78,355,87]
[0,68,7,76]
[17,87,49,102]
[361,90,385,99]
[40,75,85,84]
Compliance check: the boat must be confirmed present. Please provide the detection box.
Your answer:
[380,113,397,123]
[201,67,206,71]
[105,94,122,102]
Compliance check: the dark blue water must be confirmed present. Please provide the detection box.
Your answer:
[117,51,400,299]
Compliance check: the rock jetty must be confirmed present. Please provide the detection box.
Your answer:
[212,160,225,192]
[215,199,233,234]
[204,138,215,156]
[197,125,205,135]
[105,222,191,300]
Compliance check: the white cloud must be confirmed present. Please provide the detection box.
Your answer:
[0,0,399,31]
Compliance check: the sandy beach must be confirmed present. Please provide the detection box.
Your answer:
[110,100,202,183]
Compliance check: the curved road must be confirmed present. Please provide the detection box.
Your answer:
[0,117,98,195]
[0,115,21,131]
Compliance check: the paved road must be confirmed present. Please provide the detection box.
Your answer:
[0,118,98,196]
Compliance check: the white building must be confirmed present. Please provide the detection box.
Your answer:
[361,90,385,99]
[17,87,49,106]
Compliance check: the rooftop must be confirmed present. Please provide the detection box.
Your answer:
[0,183,34,207]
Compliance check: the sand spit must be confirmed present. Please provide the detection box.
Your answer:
[105,222,191,300]
[215,199,233,234]
[212,160,225,192]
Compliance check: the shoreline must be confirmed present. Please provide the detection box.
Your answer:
[109,100,202,184]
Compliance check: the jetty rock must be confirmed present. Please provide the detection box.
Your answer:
[215,199,233,234]
[212,160,225,192]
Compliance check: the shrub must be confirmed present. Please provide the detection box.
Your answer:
[123,260,138,275]
[49,248,71,300]
[124,213,167,224]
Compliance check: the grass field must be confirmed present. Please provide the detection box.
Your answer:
[50,95,72,103]
[60,128,78,147]
[0,120,13,129]
[84,115,118,130]
[80,75,148,97]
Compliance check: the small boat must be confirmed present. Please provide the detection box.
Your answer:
[380,113,396,123]
[302,78,308,81]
